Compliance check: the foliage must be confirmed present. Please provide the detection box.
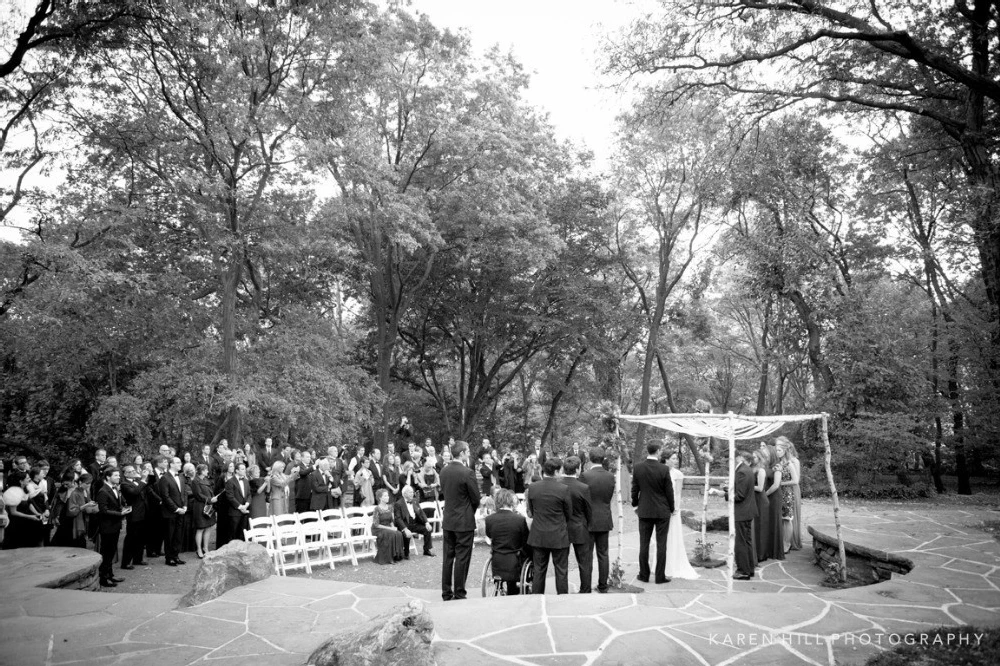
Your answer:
[692,537,715,562]
[863,626,1000,666]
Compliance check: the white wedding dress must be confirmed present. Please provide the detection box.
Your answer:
[664,466,700,579]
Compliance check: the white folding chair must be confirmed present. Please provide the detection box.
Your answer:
[320,508,358,566]
[420,500,443,538]
[248,515,273,531]
[342,506,376,560]
[296,511,334,571]
[272,514,311,574]
[244,524,283,575]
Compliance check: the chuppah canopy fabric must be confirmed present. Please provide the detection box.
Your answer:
[619,412,821,441]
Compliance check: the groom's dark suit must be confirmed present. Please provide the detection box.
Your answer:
[631,456,675,583]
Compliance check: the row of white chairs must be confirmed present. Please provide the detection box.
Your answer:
[244,501,445,575]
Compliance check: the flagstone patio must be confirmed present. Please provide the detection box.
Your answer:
[2,502,998,665]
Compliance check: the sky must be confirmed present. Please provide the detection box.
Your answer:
[413,0,639,169]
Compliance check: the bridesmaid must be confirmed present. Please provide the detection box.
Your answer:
[752,449,770,562]
[764,444,784,561]
[775,437,799,553]
[776,437,803,551]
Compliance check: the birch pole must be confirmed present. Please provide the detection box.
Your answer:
[727,413,736,594]
[821,413,847,582]
[701,452,711,550]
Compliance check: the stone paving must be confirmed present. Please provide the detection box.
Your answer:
[2,502,998,665]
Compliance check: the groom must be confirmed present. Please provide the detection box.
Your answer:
[631,441,674,584]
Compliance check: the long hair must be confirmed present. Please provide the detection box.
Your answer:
[775,436,798,460]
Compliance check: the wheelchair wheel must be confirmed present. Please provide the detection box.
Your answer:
[481,556,505,597]
[519,558,534,595]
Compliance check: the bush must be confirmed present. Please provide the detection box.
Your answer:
[864,625,1000,666]
[836,481,931,500]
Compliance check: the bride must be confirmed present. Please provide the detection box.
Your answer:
[663,449,700,579]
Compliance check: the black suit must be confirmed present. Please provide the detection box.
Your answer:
[631,458,675,583]
[439,460,481,601]
[580,466,615,592]
[158,472,188,562]
[734,462,759,577]
[562,476,594,593]
[96,483,126,581]
[526,476,571,594]
[393,497,432,557]
[256,445,281,472]
[120,478,146,566]
[225,476,252,541]
[485,510,530,595]
[145,470,165,557]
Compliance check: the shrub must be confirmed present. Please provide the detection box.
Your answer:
[864,625,999,666]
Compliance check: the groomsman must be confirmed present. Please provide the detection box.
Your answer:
[158,456,188,566]
[733,451,758,580]
[561,456,593,593]
[580,448,615,593]
[225,461,252,540]
[526,457,572,594]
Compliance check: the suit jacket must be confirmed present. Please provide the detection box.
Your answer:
[371,460,384,491]
[580,467,615,532]
[392,497,428,531]
[120,478,146,522]
[485,510,530,580]
[290,462,314,501]
[308,469,332,511]
[256,446,281,471]
[561,477,593,544]
[526,476,571,549]
[95,483,126,535]
[210,453,227,480]
[734,463,759,522]
[631,458,674,520]
[440,461,480,532]
[158,472,188,517]
[225,476,251,517]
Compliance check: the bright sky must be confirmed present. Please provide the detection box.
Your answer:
[413,0,639,170]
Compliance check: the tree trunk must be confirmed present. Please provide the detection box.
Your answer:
[784,289,834,397]
[755,297,772,415]
[221,246,244,445]
[654,352,704,473]
[541,347,587,447]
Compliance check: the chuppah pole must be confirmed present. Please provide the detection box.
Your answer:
[727,413,736,594]
[821,413,847,582]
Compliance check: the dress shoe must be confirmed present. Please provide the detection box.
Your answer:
[135,560,148,566]
[423,551,435,557]
[121,564,135,570]
[165,560,178,567]
[597,588,608,594]
[174,558,186,565]
[100,579,117,587]
[636,576,649,583]
[655,576,671,584]
[733,573,751,580]
[110,576,125,583]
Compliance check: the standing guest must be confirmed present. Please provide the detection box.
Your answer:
[752,450,771,562]
[484,489,530,595]
[526,457,572,594]
[382,453,401,500]
[309,459,334,511]
[763,444,785,561]
[132,453,144,472]
[241,443,256,471]
[393,485,433,559]
[50,472,83,548]
[580,448,615,594]
[478,452,495,497]
[370,449,385,494]
[256,437,280,471]
[119,465,148,569]
[266,461,291,516]
[181,463,198,553]
[499,450,517,490]
[158,456,188,566]
[192,445,212,474]
[522,453,541,488]
[60,472,98,548]
[417,457,441,503]
[561,456,594,593]
[248,465,268,519]
[440,441,481,601]
[733,451,758,580]
[354,457,375,507]
[399,461,418,497]
[326,446,347,507]
[291,450,314,513]
[191,464,216,558]
[145,455,168,559]
[631,441,674,584]
[87,449,107,485]
[210,441,229,480]
[214,461,235,547]
[371,488,405,564]
[181,451,193,468]
[225,462,252,541]
[340,448,357,508]
[96,467,130,587]
[776,437,802,551]
[3,471,44,548]
[36,460,54,545]
[26,466,51,544]
[423,443,439,472]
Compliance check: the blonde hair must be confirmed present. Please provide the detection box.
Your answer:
[775,436,797,460]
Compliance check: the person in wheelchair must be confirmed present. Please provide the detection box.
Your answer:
[484,489,531,595]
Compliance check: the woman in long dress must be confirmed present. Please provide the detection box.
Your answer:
[354,457,375,507]
[764,444,785,561]
[191,464,216,558]
[775,437,799,553]
[752,449,770,562]
[662,450,699,579]
[371,489,404,564]
[267,461,290,516]
[248,465,268,519]
[776,437,803,551]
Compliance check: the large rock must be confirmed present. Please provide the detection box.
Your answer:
[179,540,275,607]
[306,599,434,666]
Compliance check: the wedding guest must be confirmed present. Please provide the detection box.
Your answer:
[267,460,291,516]
[158,456,188,566]
[393,485,434,559]
[561,456,594,593]
[479,452,495,497]
[372,488,405,564]
[309,459,335,511]
[580,448,615,593]
[248,464,268,519]
[382,453,401,500]
[120,464,148,568]
[3,471,44,548]
[191,464,216,558]
[145,455,168,559]
[291,450,314,513]
[96,467,130,587]
[181,463,198,553]
[484,488,530,595]
[214,461,235,547]
[354,457,375,507]
[225,462,252,542]
[51,471,84,548]
[417,457,441,503]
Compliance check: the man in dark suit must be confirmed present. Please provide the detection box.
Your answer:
[561,456,594,593]
[733,451,759,580]
[580,447,615,593]
[158,456,188,565]
[226,461,252,540]
[309,458,334,511]
[440,440,480,601]
[631,441,674,584]
[370,448,385,494]
[96,467,130,587]
[210,440,229,480]
[485,488,531,595]
[256,437,281,472]
[192,444,214,477]
[119,464,147,569]
[527,457,572,594]
[290,450,314,513]
[393,485,433,558]
[145,455,168,558]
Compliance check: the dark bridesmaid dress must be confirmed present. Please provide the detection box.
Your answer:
[754,469,770,562]
[766,466,784,561]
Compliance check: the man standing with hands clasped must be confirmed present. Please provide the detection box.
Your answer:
[226,462,252,541]
[158,456,188,566]
[97,466,130,587]
[631,441,674,584]
[733,451,759,580]
[440,440,480,601]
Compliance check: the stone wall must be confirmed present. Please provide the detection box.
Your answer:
[36,552,101,591]
[809,526,913,585]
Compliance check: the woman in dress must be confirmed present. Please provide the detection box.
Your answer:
[479,452,494,497]
[764,443,784,561]
[354,457,375,507]
[662,450,700,579]
[191,464,216,558]
[381,454,401,501]
[522,453,540,488]
[267,460,290,516]
[399,461,417,498]
[371,489,405,564]
[752,449,770,562]
[181,463,198,553]
[214,461,235,548]
[775,437,800,553]
[3,471,44,549]
[417,458,440,503]
[248,464,268,519]
[776,437,802,551]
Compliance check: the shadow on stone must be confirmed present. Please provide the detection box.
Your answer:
[306,599,434,666]
[179,540,275,608]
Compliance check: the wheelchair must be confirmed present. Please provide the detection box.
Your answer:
[481,554,533,597]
